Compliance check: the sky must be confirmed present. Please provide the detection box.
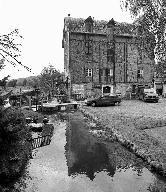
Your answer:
[0,0,133,80]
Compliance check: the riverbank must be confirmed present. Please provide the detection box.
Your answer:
[80,100,166,176]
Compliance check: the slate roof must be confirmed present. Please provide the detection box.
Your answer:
[64,16,137,36]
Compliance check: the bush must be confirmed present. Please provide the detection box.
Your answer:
[0,107,32,186]
[0,107,29,147]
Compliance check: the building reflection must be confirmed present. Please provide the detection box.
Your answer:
[65,117,116,180]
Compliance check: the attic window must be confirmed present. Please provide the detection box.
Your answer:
[85,16,94,33]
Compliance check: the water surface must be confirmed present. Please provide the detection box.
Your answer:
[14,112,166,192]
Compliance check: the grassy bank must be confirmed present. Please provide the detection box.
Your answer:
[80,105,166,176]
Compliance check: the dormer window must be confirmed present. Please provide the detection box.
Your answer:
[84,16,94,33]
[107,18,115,28]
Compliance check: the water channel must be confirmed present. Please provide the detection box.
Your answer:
[13,111,166,192]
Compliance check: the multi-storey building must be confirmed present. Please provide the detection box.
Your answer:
[62,15,155,98]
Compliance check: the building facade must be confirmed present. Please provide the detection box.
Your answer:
[62,16,155,99]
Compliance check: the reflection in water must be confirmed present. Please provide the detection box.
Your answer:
[65,117,116,180]
[11,112,166,192]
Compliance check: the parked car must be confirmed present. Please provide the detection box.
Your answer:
[137,86,159,103]
[143,92,159,102]
[138,87,159,102]
[85,95,121,107]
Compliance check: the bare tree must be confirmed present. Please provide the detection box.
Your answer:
[0,29,31,72]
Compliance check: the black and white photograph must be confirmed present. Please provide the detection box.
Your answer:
[0,0,166,191]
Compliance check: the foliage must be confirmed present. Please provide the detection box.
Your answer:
[22,78,27,86]
[39,65,65,95]
[155,61,166,80]
[0,29,31,72]
[120,0,166,62]
[0,107,30,150]
[7,79,17,87]
[0,75,10,89]
[0,106,32,187]
[26,76,40,88]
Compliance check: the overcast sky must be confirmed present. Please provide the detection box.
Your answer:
[0,0,133,79]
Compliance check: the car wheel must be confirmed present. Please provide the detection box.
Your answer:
[116,101,120,106]
[91,102,96,107]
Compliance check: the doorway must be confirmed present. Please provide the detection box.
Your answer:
[102,85,113,95]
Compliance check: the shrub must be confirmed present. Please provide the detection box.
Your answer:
[0,106,32,186]
[0,107,29,147]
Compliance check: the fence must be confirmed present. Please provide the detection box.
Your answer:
[31,135,52,149]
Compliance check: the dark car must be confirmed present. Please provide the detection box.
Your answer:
[85,95,121,107]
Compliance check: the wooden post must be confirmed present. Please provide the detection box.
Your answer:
[41,99,43,112]
[27,96,32,110]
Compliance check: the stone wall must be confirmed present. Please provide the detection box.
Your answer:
[69,33,109,85]
[127,43,138,83]
[63,17,155,98]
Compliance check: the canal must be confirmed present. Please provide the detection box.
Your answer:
[13,111,166,192]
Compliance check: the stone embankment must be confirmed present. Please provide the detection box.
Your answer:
[80,100,166,176]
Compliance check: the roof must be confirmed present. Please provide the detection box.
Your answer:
[64,16,137,36]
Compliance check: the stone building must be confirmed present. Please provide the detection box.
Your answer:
[62,15,155,99]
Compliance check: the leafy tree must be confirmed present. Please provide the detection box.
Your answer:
[120,0,166,65]
[7,79,17,87]
[0,75,10,90]
[39,65,65,96]
[26,77,40,88]
[22,78,27,86]
[0,30,32,187]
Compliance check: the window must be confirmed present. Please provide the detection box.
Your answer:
[108,69,113,77]
[138,69,143,78]
[107,48,115,62]
[86,68,93,77]
[107,49,111,62]
[85,40,93,55]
